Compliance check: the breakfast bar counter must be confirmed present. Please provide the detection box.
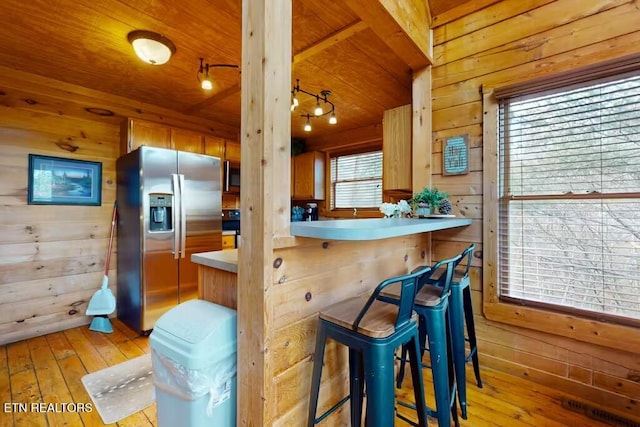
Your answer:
[191,249,238,309]
[290,217,472,240]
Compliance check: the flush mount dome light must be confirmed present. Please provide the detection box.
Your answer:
[128,30,176,65]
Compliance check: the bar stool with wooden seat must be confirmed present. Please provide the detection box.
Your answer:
[307,267,432,427]
[395,246,482,420]
[380,255,462,427]
[446,244,482,419]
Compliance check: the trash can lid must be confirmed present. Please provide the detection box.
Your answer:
[153,299,236,345]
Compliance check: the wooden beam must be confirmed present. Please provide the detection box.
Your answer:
[0,66,237,140]
[238,0,291,425]
[182,83,240,115]
[187,21,368,114]
[345,0,432,69]
[293,20,368,65]
[305,123,383,152]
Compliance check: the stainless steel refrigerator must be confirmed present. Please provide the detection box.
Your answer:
[116,146,221,333]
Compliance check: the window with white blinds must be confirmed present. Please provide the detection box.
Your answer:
[498,72,640,325]
[330,151,382,209]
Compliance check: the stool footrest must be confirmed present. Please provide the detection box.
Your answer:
[313,395,350,424]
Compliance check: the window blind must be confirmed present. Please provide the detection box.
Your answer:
[498,73,640,325]
[330,151,382,209]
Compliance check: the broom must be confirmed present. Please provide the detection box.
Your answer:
[86,201,118,333]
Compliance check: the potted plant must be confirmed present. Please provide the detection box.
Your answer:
[409,186,448,216]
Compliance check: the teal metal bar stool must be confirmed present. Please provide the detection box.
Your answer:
[380,255,461,427]
[447,244,482,419]
[307,266,432,427]
[396,246,482,420]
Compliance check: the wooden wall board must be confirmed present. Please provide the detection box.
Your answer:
[432,101,482,131]
[432,0,555,44]
[433,0,628,64]
[432,146,482,174]
[433,2,640,89]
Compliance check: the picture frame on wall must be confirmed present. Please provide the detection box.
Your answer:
[442,134,469,176]
[27,154,102,206]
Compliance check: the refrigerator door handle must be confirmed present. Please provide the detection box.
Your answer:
[179,174,187,259]
[172,173,180,260]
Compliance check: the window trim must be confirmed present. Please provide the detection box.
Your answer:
[482,87,640,354]
[328,148,383,213]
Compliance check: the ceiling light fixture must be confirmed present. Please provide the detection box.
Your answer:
[127,30,176,65]
[290,79,337,131]
[197,58,239,90]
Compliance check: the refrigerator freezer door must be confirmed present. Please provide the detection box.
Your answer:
[177,151,222,302]
[140,147,180,331]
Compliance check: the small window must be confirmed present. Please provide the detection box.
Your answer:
[330,151,382,209]
[497,71,640,325]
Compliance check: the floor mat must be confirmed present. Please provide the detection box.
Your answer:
[81,353,155,424]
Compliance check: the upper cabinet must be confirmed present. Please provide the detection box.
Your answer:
[225,141,241,163]
[204,135,225,159]
[120,118,218,157]
[171,128,204,154]
[292,151,325,200]
[120,119,171,153]
[382,105,412,192]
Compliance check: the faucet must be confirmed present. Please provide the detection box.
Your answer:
[353,208,357,217]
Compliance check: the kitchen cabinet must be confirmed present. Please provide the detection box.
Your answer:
[292,151,325,200]
[171,128,204,153]
[382,104,412,192]
[120,119,171,153]
[204,135,225,159]
[222,235,236,250]
[121,118,214,156]
[225,141,241,162]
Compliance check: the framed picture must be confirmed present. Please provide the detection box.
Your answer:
[28,154,102,206]
[442,134,469,176]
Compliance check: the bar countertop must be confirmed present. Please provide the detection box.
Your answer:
[290,217,472,241]
[191,249,238,273]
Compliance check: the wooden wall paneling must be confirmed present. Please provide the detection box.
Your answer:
[432,0,555,44]
[432,146,482,174]
[432,124,483,152]
[432,171,483,196]
[0,346,11,427]
[0,221,111,245]
[412,67,431,192]
[433,2,640,89]
[430,5,640,416]
[432,101,482,131]
[432,219,482,243]
[433,0,627,64]
[430,0,501,28]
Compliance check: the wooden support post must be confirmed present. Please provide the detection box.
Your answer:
[239,0,292,425]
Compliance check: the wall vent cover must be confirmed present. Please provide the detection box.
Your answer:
[561,398,639,427]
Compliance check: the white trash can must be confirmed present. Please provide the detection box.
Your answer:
[150,299,237,427]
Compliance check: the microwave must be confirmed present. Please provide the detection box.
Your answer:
[224,161,240,193]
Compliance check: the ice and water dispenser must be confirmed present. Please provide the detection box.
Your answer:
[149,194,173,231]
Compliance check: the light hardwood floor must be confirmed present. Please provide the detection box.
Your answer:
[0,321,612,426]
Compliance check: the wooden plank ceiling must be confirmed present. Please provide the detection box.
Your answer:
[0,0,487,139]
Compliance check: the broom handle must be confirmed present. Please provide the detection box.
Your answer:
[105,201,117,275]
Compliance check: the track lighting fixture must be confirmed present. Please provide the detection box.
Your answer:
[303,114,312,132]
[197,58,239,90]
[290,79,337,131]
